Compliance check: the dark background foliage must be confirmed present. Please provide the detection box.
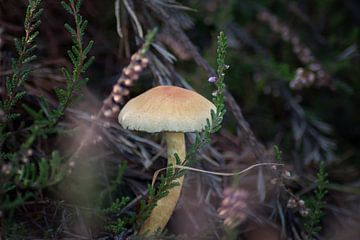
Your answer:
[0,0,359,239]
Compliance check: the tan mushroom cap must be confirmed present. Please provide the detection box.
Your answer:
[118,86,216,133]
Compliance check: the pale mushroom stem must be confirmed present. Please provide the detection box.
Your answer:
[139,132,185,235]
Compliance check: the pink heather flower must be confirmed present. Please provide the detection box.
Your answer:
[218,187,249,227]
[208,76,217,83]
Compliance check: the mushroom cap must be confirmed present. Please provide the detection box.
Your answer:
[118,86,216,133]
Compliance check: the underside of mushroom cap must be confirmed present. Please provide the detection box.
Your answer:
[118,86,216,133]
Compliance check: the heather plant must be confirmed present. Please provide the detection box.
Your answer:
[0,0,94,228]
[0,0,42,120]
[304,162,328,239]
[101,162,130,234]
[1,0,45,215]
[56,0,95,118]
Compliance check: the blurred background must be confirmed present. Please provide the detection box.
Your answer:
[0,0,359,239]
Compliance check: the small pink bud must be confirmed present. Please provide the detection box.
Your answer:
[284,170,291,178]
[300,208,310,217]
[123,68,132,76]
[122,89,130,96]
[141,57,149,66]
[124,79,133,86]
[22,157,29,163]
[208,76,217,83]
[103,109,113,117]
[131,53,140,61]
[133,64,142,73]
[113,85,122,93]
[270,178,278,184]
[113,94,122,103]
[27,149,33,156]
[287,198,298,208]
[112,105,120,113]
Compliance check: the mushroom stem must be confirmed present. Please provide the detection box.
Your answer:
[139,132,185,235]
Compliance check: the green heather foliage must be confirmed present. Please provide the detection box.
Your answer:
[1,151,64,213]
[1,0,45,213]
[0,0,94,216]
[101,162,129,234]
[103,197,130,234]
[55,0,95,119]
[274,145,283,163]
[1,0,42,120]
[304,162,329,239]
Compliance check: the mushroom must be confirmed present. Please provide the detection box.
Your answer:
[118,85,215,235]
